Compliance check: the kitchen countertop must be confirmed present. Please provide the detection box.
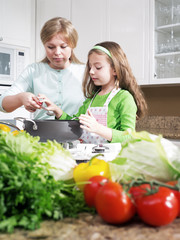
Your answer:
[136,116,180,140]
[1,213,180,240]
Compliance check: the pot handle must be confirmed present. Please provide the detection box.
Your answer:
[0,121,21,131]
[14,117,38,131]
[71,117,79,120]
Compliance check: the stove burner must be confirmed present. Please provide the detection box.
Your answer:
[92,144,110,153]
[68,143,121,162]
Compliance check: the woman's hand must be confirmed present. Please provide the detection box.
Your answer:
[37,93,63,118]
[2,92,40,113]
[18,92,41,112]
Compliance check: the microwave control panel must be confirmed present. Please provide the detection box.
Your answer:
[16,51,25,78]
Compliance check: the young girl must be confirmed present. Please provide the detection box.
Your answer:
[40,41,147,143]
[0,17,85,119]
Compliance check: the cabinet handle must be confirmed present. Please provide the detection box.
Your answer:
[154,72,157,78]
[0,36,3,41]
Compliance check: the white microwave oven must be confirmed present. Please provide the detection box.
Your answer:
[0,43,29,85]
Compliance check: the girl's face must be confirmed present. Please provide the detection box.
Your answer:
[88,52,116,89]
[44,33,72,69]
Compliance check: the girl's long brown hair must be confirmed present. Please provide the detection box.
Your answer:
[40,17,82,64]
[82,41,147,119]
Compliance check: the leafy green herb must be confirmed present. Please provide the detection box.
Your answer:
[0,130,94,233]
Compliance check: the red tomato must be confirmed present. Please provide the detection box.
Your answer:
[136,186,179,226]
[166,181,180,217]
[129,184,151,202]
[83,175,109,207]
[95,181,136,224]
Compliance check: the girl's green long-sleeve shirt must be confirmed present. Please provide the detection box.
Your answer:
[60,89,137,143]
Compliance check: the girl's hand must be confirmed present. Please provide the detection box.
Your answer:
[37,94,63,118]
[79,109,113,141]
[78,109,101,134]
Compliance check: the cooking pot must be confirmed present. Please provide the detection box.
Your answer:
[4,117,83,142]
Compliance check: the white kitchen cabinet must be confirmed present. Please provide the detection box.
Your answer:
[150,0,180,85]
[35,0,71,61]
[72,0,150,85]
[107,0,150,85]
[0,0,34,48]
[71,0,107,63]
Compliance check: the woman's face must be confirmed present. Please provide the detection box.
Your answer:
[88,52,116,89]
[44,33,72,69]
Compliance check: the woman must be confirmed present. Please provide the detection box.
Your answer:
[0,17,85,119]
[39,41,147,143]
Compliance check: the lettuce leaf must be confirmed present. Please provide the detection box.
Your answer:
[36,140,77,181]
[109,131,180,183]
[0,130,76,181]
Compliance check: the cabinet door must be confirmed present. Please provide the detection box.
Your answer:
[150,0,180,85]
[35,0,71,61]
[0,0,33,47]
[107,0,150,85]
[71,0,107,63]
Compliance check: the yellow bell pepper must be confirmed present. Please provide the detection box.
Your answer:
[73,154,111,191]
[11,130,24,136]
[0,124,11,132]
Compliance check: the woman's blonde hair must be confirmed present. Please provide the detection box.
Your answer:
[40,17,82,64]
[82,41,147,119]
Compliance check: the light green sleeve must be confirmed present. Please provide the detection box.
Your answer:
[111,129,132,143]
[109,90,137,143]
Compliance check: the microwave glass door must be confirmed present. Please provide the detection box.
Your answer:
[0,46,14,85]
[0,52,10,75]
